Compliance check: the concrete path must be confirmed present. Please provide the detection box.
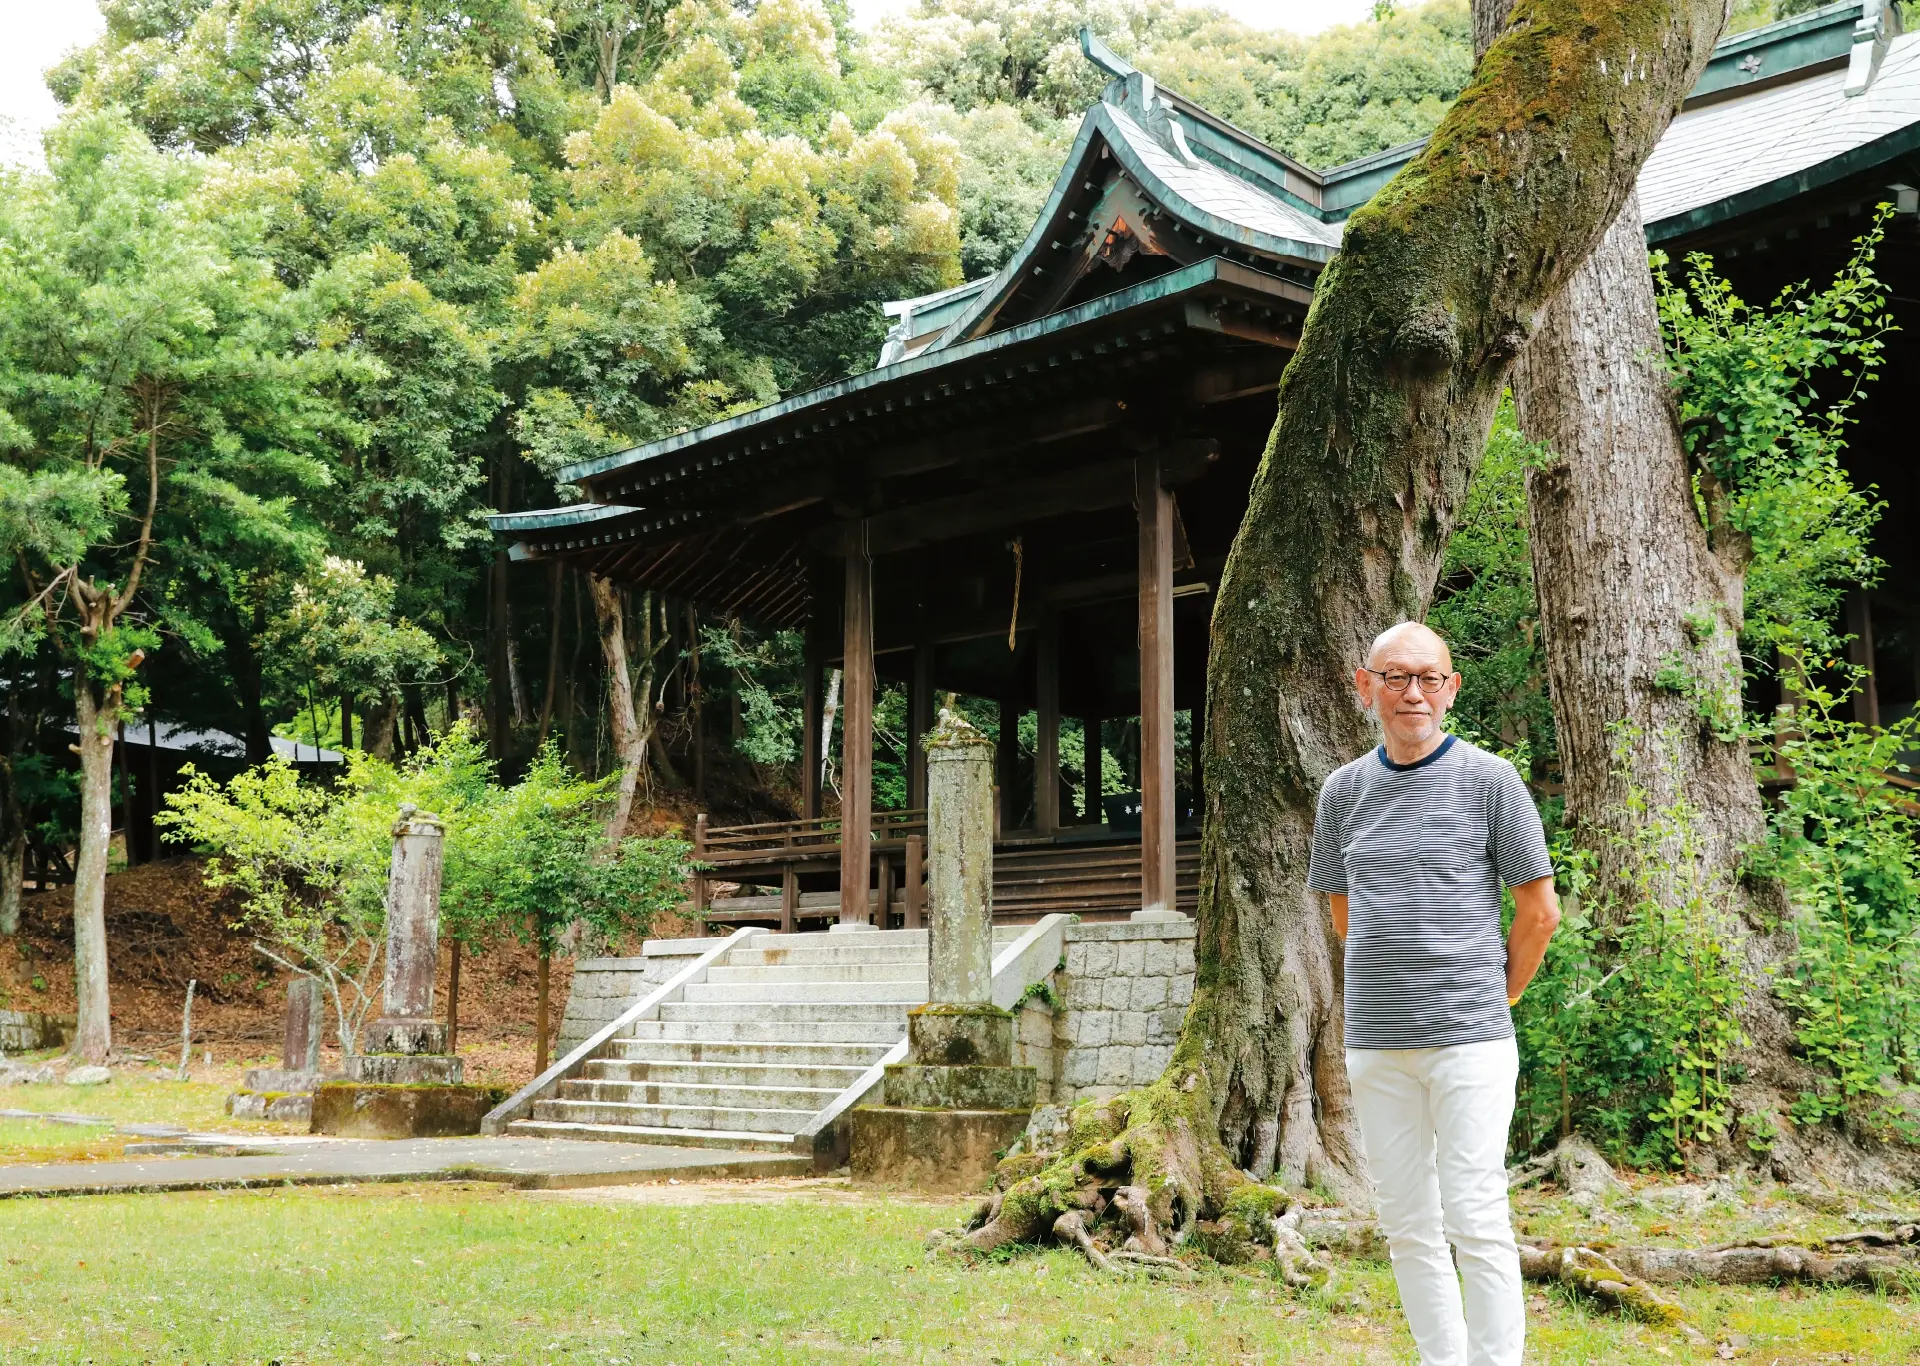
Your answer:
[0,1133,811,1198]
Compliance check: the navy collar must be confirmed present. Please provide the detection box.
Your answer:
[1376,733,1456,774]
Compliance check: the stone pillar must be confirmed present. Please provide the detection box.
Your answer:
[851,709,1036,1191]
[379,805,443,1028]
[926,712,993,1006]
[284,976,323,1075]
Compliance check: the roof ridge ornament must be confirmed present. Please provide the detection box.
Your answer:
[1846,0,1901,96]
[1079,27,1202,167]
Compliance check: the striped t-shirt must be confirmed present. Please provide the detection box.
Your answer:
[1307,735,1553,1050]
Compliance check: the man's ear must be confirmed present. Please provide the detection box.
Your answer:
[1353,667,1373,706]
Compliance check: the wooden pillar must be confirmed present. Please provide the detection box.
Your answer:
[1846,589,1880,727]
[780,866,797,934]
[687,603,705,801]
[838,533,874,926]
[1035,609,1060,835]
[876,854,895,930]
[908,644,934,812]
[1083,717,1102,823]
[801,612,824,820]
[691,813,709,914]
[904,834,924,928]
[996,701,1021,833]
[1136,453,1177,919]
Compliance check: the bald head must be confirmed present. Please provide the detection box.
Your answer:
[1368,622,1453,674]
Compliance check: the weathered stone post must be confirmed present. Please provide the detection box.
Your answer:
[284,976,323,1075]
[312,804,490,1137]
[851,711,1036,1191]
[926,715,994,1007]
[366,804,447,1057]
[228,975,329,1123]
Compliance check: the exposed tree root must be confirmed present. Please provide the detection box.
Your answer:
[938,1073,1341,1286]
[1519,1245,1688,1323]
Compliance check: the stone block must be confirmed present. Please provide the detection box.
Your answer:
[267,1094,313,1124]
[1115,941,1145,978]
[1079,1012,1112,1048]
[345,1054,465,1085]
[882,1061,1036,1111]
[243,1067,325,1093]
[850,1105,1031,1193]
[1062,975,1101,1011]
[1150,1007,1184,1042]
[1063,1049,1098,1087]
[362,1020,448,1056]
[1100,977,1132,1010]
[1082,942,1116,977]
[309,1083,492,1138]
[1132,975,1169,1010]
[907,1003,1014,1067]
[1175,943,1196,974]
[1170,974,1195,1006]
[226,1091,268,1120]
[1096,1048,1135,1086]
[65,1066,110,1086]
[1064,943,1090,975]
[1142,940,1176,977]
[1114,1011,1148,1047]
[1139,1044,1173,1077]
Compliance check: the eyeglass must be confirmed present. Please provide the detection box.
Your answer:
[1365,668,1451,695]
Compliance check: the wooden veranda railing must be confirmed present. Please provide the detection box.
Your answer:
[690,810,929,932]
[686,810,1197,929]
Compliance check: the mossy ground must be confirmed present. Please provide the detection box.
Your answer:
[0,1180,1911,1363]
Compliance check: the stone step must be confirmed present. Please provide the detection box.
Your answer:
[705,962,931,985]
[532,1097,804,1135]
[617,1019,904,1046]
[750,928,932,947]
[506,1119,802,1154]
[556,1078,839,1111]
[728,943,930,968]
[583,1058,871,1089]
[679,980,928,1005]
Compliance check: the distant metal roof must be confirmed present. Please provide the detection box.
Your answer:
[88,719,342,764]
[1641,26,1920,239]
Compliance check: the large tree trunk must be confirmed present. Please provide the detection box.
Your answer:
[0,775,23,936]
[590,574,646,840]
[959,0,1727,1256]
[1474,0,1829,1175]
[71,678,117,1063]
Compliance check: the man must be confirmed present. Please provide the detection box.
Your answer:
[1307,621,1560,1366]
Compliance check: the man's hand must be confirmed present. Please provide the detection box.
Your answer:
[1330,893,1347,939]
[1505,877,1561,1004]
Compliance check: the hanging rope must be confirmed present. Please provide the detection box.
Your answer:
[1007,536,1024,651]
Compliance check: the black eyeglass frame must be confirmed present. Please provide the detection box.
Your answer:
[1362,667,1454,695]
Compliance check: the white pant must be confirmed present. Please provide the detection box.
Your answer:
[1346,1037,1523,1366]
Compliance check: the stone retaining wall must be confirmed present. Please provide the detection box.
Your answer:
[557,938,721,1049]
[0,1009,73,1052]
[1013,919,1197,1105]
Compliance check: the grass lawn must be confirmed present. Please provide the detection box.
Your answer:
[1,1060,303,1137]
[0,1181,1913,1364]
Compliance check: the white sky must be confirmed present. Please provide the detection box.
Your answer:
[0,0,1374,164]
[0,0,106,165]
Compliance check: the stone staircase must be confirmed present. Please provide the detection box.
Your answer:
[509,927,1021,1151]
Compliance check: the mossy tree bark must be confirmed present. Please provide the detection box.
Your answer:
[1471,0,1841,1175]
[1194,0,1728,1193]
[958,0,1728,1255]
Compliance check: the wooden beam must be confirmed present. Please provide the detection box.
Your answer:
[687,602,705,802]
[1036,609,1060,835]
[810,445,1220,560]
[1137,453,1177,918]
[839,533,875,925]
